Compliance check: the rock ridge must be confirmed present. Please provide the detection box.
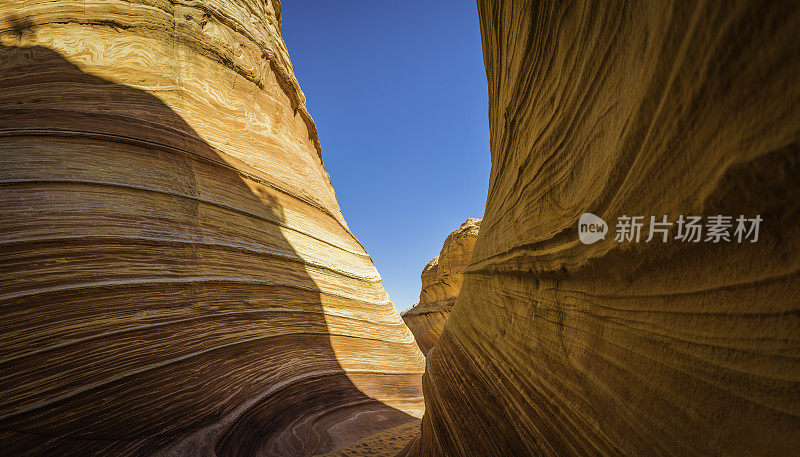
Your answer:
[402,218,480,354]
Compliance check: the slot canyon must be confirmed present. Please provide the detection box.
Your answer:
[1,1,799,456]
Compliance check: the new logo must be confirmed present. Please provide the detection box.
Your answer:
[578,213,608,244]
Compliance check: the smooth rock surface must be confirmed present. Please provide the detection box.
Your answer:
[413,1,800,456]
[0,1,424,455]
[402,219,480,354]
[316,420,421,457]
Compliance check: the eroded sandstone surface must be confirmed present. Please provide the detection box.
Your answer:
[0,1,424,455]
[411,1,800,456]
[402,219,480,354]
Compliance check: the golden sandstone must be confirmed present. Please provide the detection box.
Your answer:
[2,0,799,456]
[402,219,480,355]
[0,1,423,455]
[408,1,800,455]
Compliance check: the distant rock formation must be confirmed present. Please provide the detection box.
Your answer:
[402,219,480,354]
[0,1,423,455]
[411,1,800,456]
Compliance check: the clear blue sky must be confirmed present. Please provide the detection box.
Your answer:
[281,1,489,311]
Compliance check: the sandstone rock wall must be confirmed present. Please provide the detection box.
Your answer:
[402,219,480,354]
[413,1,800,456]
[0,1,424,455]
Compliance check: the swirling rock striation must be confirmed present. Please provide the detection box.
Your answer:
[412,1,800,456]
[401,219,480,354]
[0,1,424,455]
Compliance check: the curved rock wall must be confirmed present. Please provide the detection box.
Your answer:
[414,1,800,456]
[0,1,424,455]
[402,219,480,354]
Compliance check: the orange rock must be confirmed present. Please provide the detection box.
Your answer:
[413,1,800,456]
[0,1,423,455]
[402,219,480,354]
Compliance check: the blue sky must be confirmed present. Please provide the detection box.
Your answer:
[282,1,489,311]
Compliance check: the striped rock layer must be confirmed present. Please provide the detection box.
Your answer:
[411,1,800,456]
[402,219,480,354]
[0,1,424,455]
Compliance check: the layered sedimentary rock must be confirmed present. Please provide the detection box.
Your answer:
[402,219,480,354]
[0,1,424,455]
[413,1,800,456]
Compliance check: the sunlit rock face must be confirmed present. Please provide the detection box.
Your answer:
[402,219,480,354]
[412,1,800,456]
[0,1,424,455]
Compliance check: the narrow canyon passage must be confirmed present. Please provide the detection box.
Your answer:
[1,1,800,456]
